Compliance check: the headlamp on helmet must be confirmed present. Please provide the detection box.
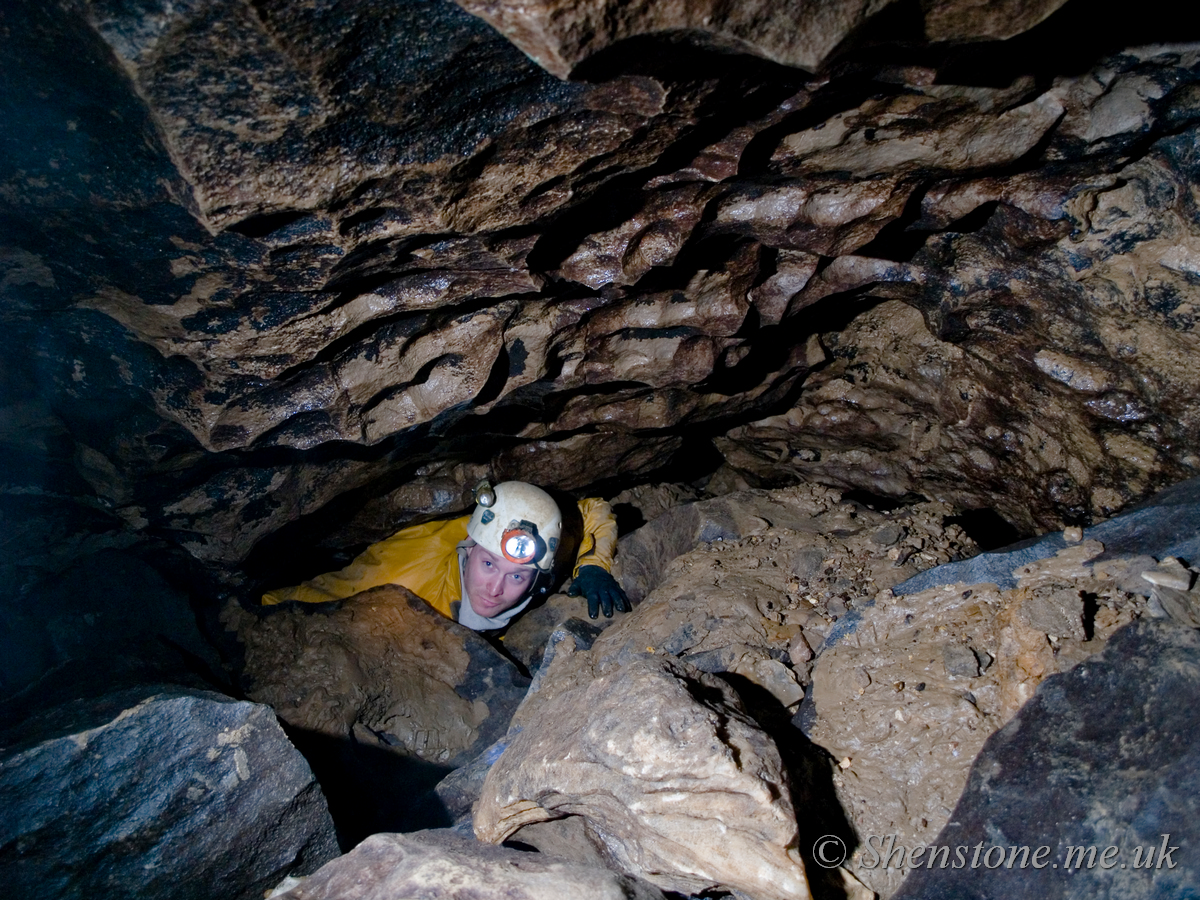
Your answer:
[466,481,562,573]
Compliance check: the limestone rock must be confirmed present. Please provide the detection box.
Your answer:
[452,0,1068,78]
[474,653,811,900]
[6,0,1200,732]
[223,585,528,767]
[0,687,338,900]
[271,830,667,900]
[501,594,611,673]
[894,474,1200,595]
[893,619,1200,899]
[802,543,1150,897]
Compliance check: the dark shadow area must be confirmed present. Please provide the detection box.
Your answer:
[612,501,648,536]
[933,0,1200,85]
[824,0,1200,86]
[944,508,1026,551]
[283,726,454,850]
[842,487,926,512]
[569,30,808,87]
[225,210,312,240]
[714,671,859,900]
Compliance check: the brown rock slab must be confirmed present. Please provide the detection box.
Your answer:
[452,0,1068,78]
[223,585,528,768]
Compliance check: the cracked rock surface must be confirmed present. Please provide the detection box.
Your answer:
[0,687,339,900]
[271,829,668,900]
[474,650,813,900]
[5,3,1200,619]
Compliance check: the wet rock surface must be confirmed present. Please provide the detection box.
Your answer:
[0,686,339,900]
[443,486,974,898]
[6,5,1200,899]
[225,585,528,767]
[270,829,667,900]
[222,584,529,841]
[893,619,1200,900]
[452,480,1192,900]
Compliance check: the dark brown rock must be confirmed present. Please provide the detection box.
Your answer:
[893,619,1200,900]
[223,585,528,769]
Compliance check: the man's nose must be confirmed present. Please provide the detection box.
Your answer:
[485,570,505,595]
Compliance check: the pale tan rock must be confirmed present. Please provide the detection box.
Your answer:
[772,84,1065,178]
[805,543,1148,897]
[271,830,668,900]
[474,653,812,900]
[922,0,1069,42]
[452,0,1067,79]
[453,0,901,77]
[556,185,711,288]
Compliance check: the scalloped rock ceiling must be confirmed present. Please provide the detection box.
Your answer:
[3,0,1199,599]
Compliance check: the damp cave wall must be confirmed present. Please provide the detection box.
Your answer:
[3,0,1200,706]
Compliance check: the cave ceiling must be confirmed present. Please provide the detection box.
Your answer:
[2,0,1199,600]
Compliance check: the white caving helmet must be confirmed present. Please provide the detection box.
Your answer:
[467,481,562,573]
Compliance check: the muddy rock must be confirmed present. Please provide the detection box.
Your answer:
[223,586,528,767]
[271,830,667,900]
[222,585,528,840]
[0,687,338,900]
[896,474,1200,594]
[474,651,812,900]
[802,542,1151,897]
[603,487,977,701]
[501,593,611,673]
[894,619,1200,900]
[8,2,1200,616]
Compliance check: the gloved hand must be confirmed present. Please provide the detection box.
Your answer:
[567,565,630,619]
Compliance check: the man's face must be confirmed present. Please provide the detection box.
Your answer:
[463,544,536,618]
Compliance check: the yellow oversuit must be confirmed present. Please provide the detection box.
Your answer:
[262,498,618,619]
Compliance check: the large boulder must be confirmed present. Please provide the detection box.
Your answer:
[271,829,667,900]
[223,585,530,840]
[800,541,1152,897]
[893,619,1200,899]
[225,585,528,767]
[474,650,812,900]
[0,686,338,900]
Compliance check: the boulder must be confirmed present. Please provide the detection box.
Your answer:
[223,585,529,840]
[225,585,528,768]
[474,651,812,900]
[893,619,1200,899]
[895,474,1200,594]
[270,829,666,900]
[0,687,338,900]
[801,529,1185,896]
[452,0,1069,78]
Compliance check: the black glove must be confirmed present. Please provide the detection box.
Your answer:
[567,565,630,619]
